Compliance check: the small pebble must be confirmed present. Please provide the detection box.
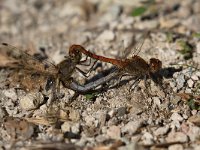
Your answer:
[141,132,154,145]
[3,88,18,101]
[19,92,44,111]
[122,120,143,134]
[97,30,115,42]
[176,74,185,89]
[107,125,121,139]
[170,112,184,122]
[191,75,199,81]
[154,125,170,136]
[71,123,80,134]
[166,131,188,143]
[152,97,161,107]
[187,79,194,88]
[168,144,183,150]
[61,121,72,132]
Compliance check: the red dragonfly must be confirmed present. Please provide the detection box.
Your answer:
[69,44,162,90]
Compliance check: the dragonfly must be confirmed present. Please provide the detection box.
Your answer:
[68,44,162,90]
[0,43,120,102]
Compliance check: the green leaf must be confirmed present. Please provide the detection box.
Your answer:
[85,92,98,100]
[187,99,200,110]
[178,40,193,60]
[131,6,147,17]
[192,33,200,38]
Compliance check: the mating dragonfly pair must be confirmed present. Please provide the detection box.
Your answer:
[0,42,162,102]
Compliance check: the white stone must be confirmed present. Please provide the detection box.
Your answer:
[187,79,194,88]
[19,92,44,111]
[154,125,170,136]
[152,97,161,107]
[3,88,17,101]
[122,120,143,134]
[191,75,199,81]
[71,123,80,134]
[170,112,184,122]
[168,144,183,150]
[97,30,115,42]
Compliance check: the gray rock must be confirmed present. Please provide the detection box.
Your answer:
[154,125,170,136]
[116,107,127,117]
[122,120,143,134]
[176,74,185,89]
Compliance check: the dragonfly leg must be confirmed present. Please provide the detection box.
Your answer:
[129,76,141,92]
[76,60,98,78]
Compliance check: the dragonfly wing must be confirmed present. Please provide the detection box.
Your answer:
[0,43,58,76]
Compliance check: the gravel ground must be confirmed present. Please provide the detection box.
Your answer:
[0,0,200,149]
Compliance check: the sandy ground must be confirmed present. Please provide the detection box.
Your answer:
[0,0,200,149]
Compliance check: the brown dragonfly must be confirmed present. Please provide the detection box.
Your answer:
[69,44,162,90]
[0,43,120,101]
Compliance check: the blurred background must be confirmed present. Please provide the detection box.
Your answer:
[0,0,199,65]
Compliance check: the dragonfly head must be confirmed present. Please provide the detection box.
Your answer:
[149,58,162,73]
[69,45,82,63]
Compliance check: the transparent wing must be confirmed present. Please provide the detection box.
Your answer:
[0,43,58,76]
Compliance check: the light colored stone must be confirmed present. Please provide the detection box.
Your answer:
[166,131,188,143]
[71,123,80,134]
[195,71,200,77]
[3,88,17,101]
[176,74,185,89]
[154,125,170,136]
[107,125,121,139]
[141,132,154,145]
[152,97,161,107]
[85,115,95,127]
[191,75,199,81]
[19,92,44,111]
[187,125,200,142]
[122,120,143,134]
[168,144,183,150]
[97,30,115,42]
[61,121,72,132]
[170,112,184,122]
[187,79,194,88]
